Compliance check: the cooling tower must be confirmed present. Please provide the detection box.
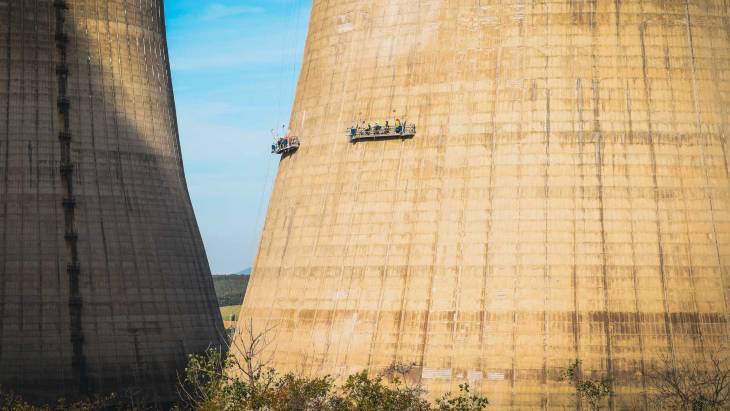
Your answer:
[235,1,730,408]
[0,0,224,400]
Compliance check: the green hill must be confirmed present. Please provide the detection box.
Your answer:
[212,274,250,307]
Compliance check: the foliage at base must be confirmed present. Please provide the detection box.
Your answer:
[176,348,488,411]
[0,389,141,411]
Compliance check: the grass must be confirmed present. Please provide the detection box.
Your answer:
[220,305,241,321]
[212,274,250,306]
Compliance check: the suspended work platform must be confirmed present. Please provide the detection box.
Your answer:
[349,124,416,143]
[272,136,300,155]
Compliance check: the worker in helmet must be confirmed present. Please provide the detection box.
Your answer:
[365,122,372,135]
[384,120,390,134]
[395,118,402,134]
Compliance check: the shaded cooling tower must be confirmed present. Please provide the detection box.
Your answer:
[236,0,730,408]
[0,0,224,400]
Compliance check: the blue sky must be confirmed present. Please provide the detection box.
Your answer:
[165,0,311,274]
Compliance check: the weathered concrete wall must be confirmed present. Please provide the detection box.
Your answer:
[236,0,730,408]
[0,0,223,400]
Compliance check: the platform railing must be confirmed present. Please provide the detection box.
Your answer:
[272,136,300,155]
[349,124,416,142]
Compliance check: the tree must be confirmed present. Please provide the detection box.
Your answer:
[0,389,140,411]
[436,383,489,411]
[337,370,431,411]
[229,319,277,394]
[563,360,612,411]
[269,373,338,411]
[178,318,490,410]
[643,348,730,411]
[0,389,38,411]
[178,319,280,411]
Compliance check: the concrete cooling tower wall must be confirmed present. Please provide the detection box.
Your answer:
[235,0,730,409]
[0,0,224,400]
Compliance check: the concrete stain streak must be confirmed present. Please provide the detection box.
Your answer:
[236,1,730,408]
[0,0,223,401]
[684,0,730,336]
[639,18,676,363]
[0,0,12,369]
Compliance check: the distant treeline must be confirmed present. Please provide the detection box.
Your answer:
[213,274,250,307]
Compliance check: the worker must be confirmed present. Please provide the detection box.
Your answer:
[374,121,382,134]
[384,120,390,134]
[395,118,402,134]
[351,122,358,138]
[365,122,372,134]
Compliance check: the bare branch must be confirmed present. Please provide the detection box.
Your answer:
[643,345,730,410]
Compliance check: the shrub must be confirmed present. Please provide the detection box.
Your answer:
[178,346,489,411]
[436,384,489,411]
[562,359,612,411]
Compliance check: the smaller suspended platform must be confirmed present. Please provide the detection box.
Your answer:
[272,136,300,155]
[349,124,416,143]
